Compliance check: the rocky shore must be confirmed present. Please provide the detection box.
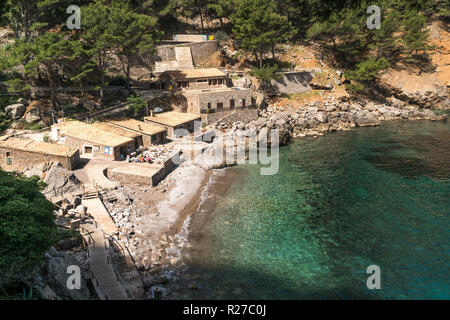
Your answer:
[191,96,447,170]
[217,96,447,141]
[99,163,209,299]
[31,96,448,300]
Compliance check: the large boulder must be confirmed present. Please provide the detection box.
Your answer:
[5,103,26,120]
[24,107,42,123]
[354,110,381,127]
[17,98,29,106]
[23,100,52,123]
[30,247,90,300]
[253,92,268,110]
[43,163,81,196]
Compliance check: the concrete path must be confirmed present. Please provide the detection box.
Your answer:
[82,223,128,300]
[73,159,118,190]
[82,198,117,235]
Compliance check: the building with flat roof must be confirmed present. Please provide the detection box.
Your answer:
[52,120,135,160]
[158,68,254,116]
[182,87,253,114]
[92,122,142,149]
[106,118,167,148]
[160,68,227,91]
[0,136,80,172]
[144,111,201,138]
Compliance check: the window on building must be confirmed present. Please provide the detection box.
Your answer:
[217,102,223,109]
[218,79,223,85]
[230,99,235,109]
[178,81,188,88]
[197,79,207,83]
[242,99,246,107]
[5,152,12,165]
[207,103,211,110]
[213,79,217,85]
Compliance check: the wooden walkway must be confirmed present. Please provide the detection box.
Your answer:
[81,223,128,300]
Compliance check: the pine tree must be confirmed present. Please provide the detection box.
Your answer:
[231,0,295,67]
[0,33,82,114]
[109,3,160,88]
[5,0,60,40]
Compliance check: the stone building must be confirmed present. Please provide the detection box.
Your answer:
[0,136,79,172]
[144,111,201,139]
[158,68,254,115]
[52,120,135,160]
[159,68,227,91]
[92,122,142,149]
[106,118,167,148]
[183,87,253,114]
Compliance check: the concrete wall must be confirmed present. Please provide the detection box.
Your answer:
[202,108,258,125]
[156,45,177,62]
[269,70,317,94]
[174,35,207,42]
[152,152,180,185]
[190,41,218,66]
[109,152,181,186]
[183,89,253,114]
[155,41,218,68]
[144,119,199,139]
[0,147,79,172]
[141,132,166,148]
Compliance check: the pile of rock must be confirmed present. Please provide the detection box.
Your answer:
[54,194,89,229]
[4,98,53,126]
[213,96,447,141]
[197,96,447,170]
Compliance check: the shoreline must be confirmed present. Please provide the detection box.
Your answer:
[157,114,450,299]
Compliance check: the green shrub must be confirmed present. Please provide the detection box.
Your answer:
[248,64,281,82]
[127,95,146,116]
[345,57,390,82]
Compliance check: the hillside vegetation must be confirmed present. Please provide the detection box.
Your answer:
[0,0,449,124]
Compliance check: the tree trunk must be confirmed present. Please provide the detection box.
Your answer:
[99,53,104,104]
[126,56,131,88]
[198,1,205,34]
[253,50,258,64]
[79,80,85,98]
[46,67,57,111]
[259,49,263,68]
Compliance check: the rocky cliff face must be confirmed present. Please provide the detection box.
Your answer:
[379,21,449,110]
[28,247,90,300]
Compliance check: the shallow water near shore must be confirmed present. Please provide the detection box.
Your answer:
[176,119,449,300]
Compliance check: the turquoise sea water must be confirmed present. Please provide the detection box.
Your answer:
[183,119,449,300]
